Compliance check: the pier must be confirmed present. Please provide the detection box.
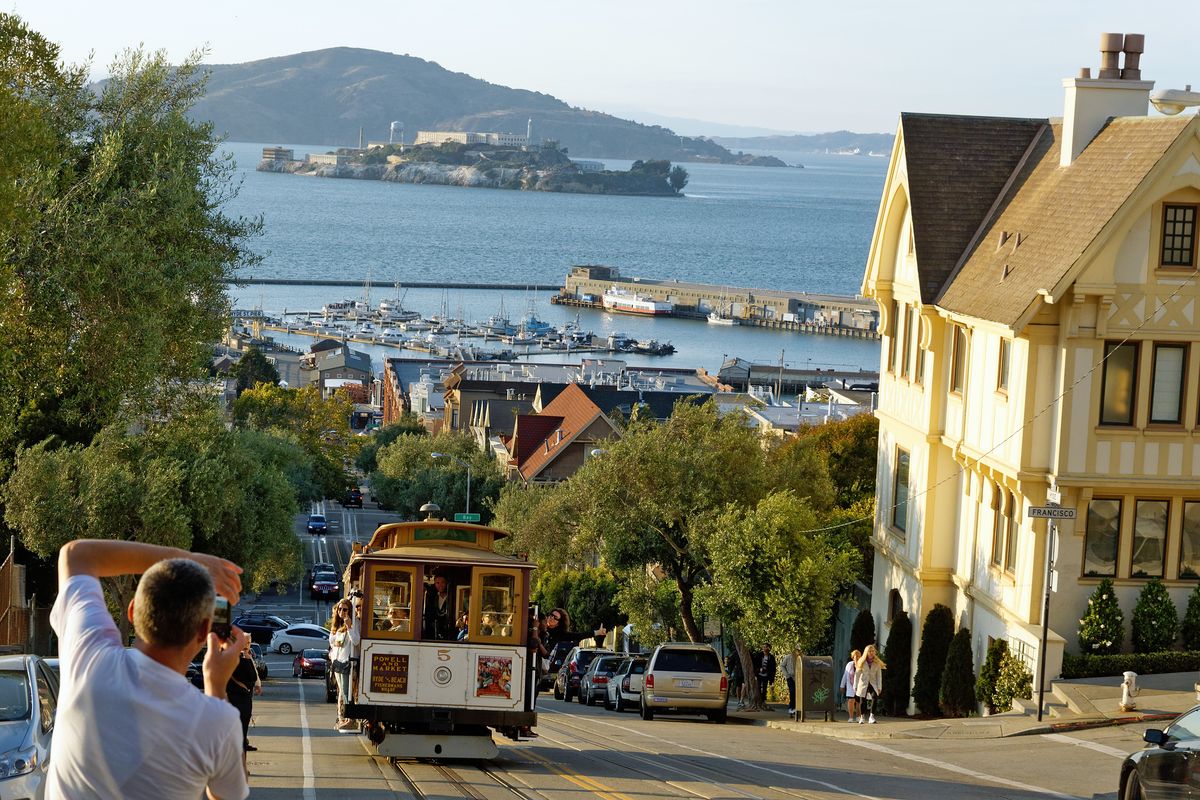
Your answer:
[227,278,560,291]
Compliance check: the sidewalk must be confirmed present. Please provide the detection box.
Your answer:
[728,671,1199,739]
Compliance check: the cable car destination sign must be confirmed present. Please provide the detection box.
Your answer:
[1027,506,1076,520]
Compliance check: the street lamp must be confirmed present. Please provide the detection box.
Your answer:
[430,452,471,516]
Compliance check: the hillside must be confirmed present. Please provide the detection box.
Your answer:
[713,130,895,155]
[188,47,738,163]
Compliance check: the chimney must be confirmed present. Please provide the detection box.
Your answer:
[1061,33,1153,167]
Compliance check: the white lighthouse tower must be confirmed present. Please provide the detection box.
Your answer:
[527,118,534,147]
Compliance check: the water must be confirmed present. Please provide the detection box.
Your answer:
[222,142,887,372]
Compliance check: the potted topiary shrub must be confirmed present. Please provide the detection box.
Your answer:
[1078,579,1123,655]
[1132,578,1178,654]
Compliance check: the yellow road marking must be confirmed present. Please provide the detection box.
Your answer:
[522,749,636,800]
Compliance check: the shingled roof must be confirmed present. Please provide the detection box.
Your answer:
[516,384,617,483]
[937,115,1195,326]
[901,113,1047,303]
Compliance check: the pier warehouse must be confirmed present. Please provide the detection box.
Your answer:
[562,265,879,331]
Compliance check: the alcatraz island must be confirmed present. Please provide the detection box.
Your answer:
[259,125,788,197]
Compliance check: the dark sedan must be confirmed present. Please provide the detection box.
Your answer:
[1121,703,1200,799]
[310,571,340,600]
[234,614,289,646]
[292,649,327,679]
[306,514,327,535]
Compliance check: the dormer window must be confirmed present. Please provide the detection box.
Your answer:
[1161,204,1197,267]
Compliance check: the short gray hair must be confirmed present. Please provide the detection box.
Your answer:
[133,558,214,648]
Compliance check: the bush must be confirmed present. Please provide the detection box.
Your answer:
[851,608,876,655]
[911,604,955,716]
[1061,650,1200,679]
[1078,579,1123,655]
[975,639,1009,714]
[881,612,913,716]
[995,650,1033,709]
[1181,586,1200,650]
[1132,579,1179,653]
[939,628,976,717]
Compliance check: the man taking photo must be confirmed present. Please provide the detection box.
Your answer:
[48,539,250,800]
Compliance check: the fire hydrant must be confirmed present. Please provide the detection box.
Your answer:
[1120,671,1139,712]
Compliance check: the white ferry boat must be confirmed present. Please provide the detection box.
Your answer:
[601,287,673,316]
[707,311,737,326]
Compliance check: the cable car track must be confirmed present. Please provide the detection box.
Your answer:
[391,758,542,800]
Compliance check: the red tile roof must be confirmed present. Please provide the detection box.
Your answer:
[514,384,615,482]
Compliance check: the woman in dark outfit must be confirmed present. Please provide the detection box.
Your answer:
[544,608,607,650]
[227,642,262,754]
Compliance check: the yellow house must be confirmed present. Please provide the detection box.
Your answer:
[861,34,1200,702]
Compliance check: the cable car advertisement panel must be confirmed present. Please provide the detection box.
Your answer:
[358,641,526,709]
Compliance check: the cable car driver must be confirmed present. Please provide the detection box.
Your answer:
[422,573,454,640]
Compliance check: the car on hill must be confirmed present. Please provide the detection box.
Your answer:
[342,488,363,508]
[553,646,611,703]
[0,654,59,799]
[310,571,340,601]
[233,613,290,646]
[1121,703,1200,799]
[270,623,331,655]
[579,654,625,706]
[640,642,727,723]
[292,649,327,679]
[306,514,328,535]
[605,655,647,712]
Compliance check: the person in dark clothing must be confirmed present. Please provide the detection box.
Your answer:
[422,574,453,640]
[751,643,776,708]
[543,608,607,650]
[226,641,262,755]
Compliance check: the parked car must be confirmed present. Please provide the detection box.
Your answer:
[249,643,268,679]
[342,488,363,508]
[539,641,573,692]
[553,647,611,703]
[1121,703,1200,799]
[310,571,340,601]
[271,623,331,654]
[606,656,647,712]
[306,514,328,535]
[0,654,59,799]
[292,649,327,678]
[580,654,625,706]
[234,613,290,646]
[641,642,727,723]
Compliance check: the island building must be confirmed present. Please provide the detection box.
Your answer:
[262,146,294,162]
[861,33,1200,706]
[571,159,606,172]
[413,130,529,148]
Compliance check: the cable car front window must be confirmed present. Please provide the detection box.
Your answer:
[369,567,414,639]
[477,573,516,640]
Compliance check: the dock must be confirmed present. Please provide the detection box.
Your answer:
[227,278,559,291]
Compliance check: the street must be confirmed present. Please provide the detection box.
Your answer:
[242,505,1137,799]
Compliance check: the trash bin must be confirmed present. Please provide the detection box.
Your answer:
[796,655,835,722]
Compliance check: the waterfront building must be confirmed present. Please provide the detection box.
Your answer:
[306,152,349,167]
[572,159,605,172]
[261,146,294,162]
[861,34,1200,702]
[303,346,372,396]
[413,130,529,148]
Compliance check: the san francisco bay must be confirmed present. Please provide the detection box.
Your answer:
[222,141,888,372]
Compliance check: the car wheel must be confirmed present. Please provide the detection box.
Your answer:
[578,686,588,705]
[640,700,654,721]
[604,693,614,710]
[279,643,293,654]
[1123,771,1144,800]
[708,708,727,724]
[554,682,564,701]
[564,685,575,703]
[614,693,624,713]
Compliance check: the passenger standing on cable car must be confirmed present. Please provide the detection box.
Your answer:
[329,597,360,732]
[422,574,454,640]
[544,608,607,650]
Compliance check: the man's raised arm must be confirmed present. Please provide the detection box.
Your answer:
[58,540,243,603]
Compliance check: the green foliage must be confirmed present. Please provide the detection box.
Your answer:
[1061,650,1200,679]
[668,165,689,193]
[232,346,280,395]
[995,650,1033,709]
[354,415,427,474]
[1078,578,1124,655]
[1180,586,1200,650]
[881,612,913,716]
[975,639,1008,714]
[1132,579,1179,653]
[788,413,879,507]
[912,604,955,716]
[533,568,623,634]
[939,627,976,717]
[614,571,681,649]
[850,608,876,654]
[372,431,503,521]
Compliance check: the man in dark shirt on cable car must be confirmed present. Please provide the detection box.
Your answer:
[422,574,454,640]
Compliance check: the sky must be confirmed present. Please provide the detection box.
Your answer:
[12,0,1200,135]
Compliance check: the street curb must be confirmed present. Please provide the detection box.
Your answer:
[736,711,1181,739]
[1011,712,1178,737]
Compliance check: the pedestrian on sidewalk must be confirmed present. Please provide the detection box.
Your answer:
[841,649,861,722]
[725,652,744,710]
[751,643,776,709]
[227,638,263,760]
[854,645,885,724]
[48,538,249,800]
[329,594,361,732]
[782,648,798,714]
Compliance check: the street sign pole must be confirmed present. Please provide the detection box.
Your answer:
[1036,517,1056,722]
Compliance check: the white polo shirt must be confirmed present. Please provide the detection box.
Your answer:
[47,575,248,800]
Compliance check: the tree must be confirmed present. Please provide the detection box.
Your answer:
[1181,585,1200,650]
[939,627,976,717]
[373,431,503,521]
[911,604,954,716]
[1132,578,1178,653]
[975,639,1008,715]
[533,568,623,634]
[233,346,280,395]
[1078,578,1124,655]
[668,164,689,193]
[788,414,879,507]
[881,612,913,716]
[850,608,876,654]
[355,415,427,474]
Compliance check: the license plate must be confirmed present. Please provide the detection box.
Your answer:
[675,679,700,688]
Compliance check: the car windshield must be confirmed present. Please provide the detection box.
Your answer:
[310,515,325,523]
[576,650,603,669]
[302,649,325,659]
[0,671,31,721]
[1167,708,1200,740]
[315,572,337,582]
[655,649,722,673]
[250,645,262,656]
[595,657,621,672]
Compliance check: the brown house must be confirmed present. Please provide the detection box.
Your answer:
[504,384,620,484]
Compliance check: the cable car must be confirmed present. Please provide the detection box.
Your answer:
[341,507,536,759]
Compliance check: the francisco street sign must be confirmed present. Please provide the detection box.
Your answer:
[454,512,481,523]
[1028,506,1076,520]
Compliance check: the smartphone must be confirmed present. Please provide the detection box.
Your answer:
[212,596,232,639]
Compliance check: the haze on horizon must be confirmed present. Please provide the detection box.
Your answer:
[13,0,1200,136]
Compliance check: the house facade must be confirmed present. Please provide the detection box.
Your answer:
[862,35,1200,698]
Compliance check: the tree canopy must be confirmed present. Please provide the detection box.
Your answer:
[232,346,280,395]
[372,431,504,521]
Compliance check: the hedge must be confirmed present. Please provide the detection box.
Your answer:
[1061,650,1200,679]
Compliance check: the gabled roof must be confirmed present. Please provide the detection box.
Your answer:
[317,347,371,374]
[938,115,1195,327]
[471,398,532,430]
[900,113,1047,303]
[507,413,565,465]
[516,384,615,482]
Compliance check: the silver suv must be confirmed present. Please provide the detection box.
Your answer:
[641,643,727,723]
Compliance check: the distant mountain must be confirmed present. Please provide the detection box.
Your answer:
[602,109,804,139]
[186,47,738,163]
[713,131,895,155]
